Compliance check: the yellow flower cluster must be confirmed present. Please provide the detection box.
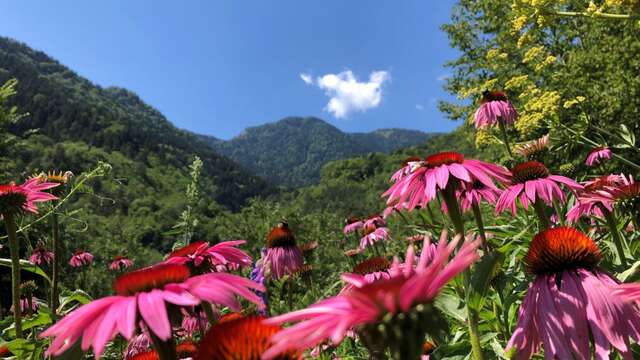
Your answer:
[515,88,561,136]
[563,96,586,109]
[475,129,500,148]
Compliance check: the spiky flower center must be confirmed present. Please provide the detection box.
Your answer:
[0,184,28,215]
[266,223,297,248]
[353,257,390,275]
[525,227,601,275]
[481,90,508,103]
[511,161,550,184]
[423,341,436,355]
[424,152,464,168]
[176,341,198,357]
[615,183,640,201]
[129,351,159,360]
[113,264,190,296]
[584,175,618,192]
[168,241,208,258]
[195,316,299,360]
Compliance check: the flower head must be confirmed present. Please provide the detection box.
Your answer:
[343,217,364,235]
[383,152,509,213]
[195,315,300,360]
[458,180,501,213]
[69,250,94,268]
[264,232,480,359]
[110,256,134,271]
[515,134,549,160]
[585,146,612,167]
[507,227,640,359]
[496,161,582,215]
[567,174,627,222]
[11,296,39,315]
[359,227,389,250]
[262,223,303,279]
[30,243,54,265]
[473,90,518,128]
[0,178,58,216]
[40,263,265,358]
[166,240,252,273]
[342,257,391,292]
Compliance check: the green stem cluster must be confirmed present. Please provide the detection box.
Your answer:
[603,209,628,268]
[50,212,61,321]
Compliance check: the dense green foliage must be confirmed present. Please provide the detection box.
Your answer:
[204,116,437,187]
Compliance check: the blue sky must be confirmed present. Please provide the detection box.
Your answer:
[0,0,461,139]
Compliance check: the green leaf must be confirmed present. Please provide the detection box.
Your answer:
[2,310,52,338]
[468,251,504,311]
[435,292,467,323]
[618,260,640,282]
[58,289,93,314]
[0,258,51,284]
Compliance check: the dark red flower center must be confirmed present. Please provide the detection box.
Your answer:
[345,217,360,225]
[424,152,464,168]
[129,351,159,360]
[423,341,437,355]
[481,90,508,103]
[195,315,300,360]
[353,257,390,275]
[615,183,640,201]
[176,341,198,357]
[266,223,297,248]
[511,161,550,183]
[168,241,208,258]
[0,345,11,357]
[0,184,28,215]
[584,175,618,192]
[525,227,601,275]
[113,264,190,296]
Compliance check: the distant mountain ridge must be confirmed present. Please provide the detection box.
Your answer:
[199,117,438,187]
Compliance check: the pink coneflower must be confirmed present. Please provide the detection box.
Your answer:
[195,315,301,360]
[263,232,480,360]
[29,244,54,265]
[261,222,303,279]
[123,332,151,359]
[566,174,626,222]
[300,241,319,253]
[69,250,93,268]
[10,296,39,315]
[496,161,582,216]
[359,227,389,250]
[40,263,265,358]
[341,257,391,292]
[458,180,501,213]
[165,240,252,273]
[343,217,363,235]
[515,134,549,160]
[109,256,133,271]
[344,248,362,258]
[585,146,612,167]
[390,156,424,183]
[0,178,58,216]
[473,90,518,129]
[126,341,197,360]
[506,227,640,359]
[383,152,509,212]
[180,308,210,336]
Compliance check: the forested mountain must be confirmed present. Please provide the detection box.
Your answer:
[201,117,438,187]
[0,36,274,254]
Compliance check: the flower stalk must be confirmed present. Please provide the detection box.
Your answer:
[602,208,628,268]
[4,212,23,338]
[533,199,551,230]
[50,212,61,321]
[498,117,513,158]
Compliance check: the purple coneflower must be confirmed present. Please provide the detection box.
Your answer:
[0,178,58,216]
[263,232,480,360]
[261,222,303,279]
[506,227,640,359]
[495,161,582,222]
[69,250,93,268]
[40,263,265,358]
[383,152,509,212]
[473,90,517,129]
[343,217,364,234]
[359,226,389,250]
[165,240,252,273]
[109,256,133,271]
[10,296,39,315]
[29,244,54,265]
[586,146,612,167]
[341,256,391,292]
[458,180,501,213]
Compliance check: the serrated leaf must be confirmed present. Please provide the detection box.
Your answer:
[0,258,51,284]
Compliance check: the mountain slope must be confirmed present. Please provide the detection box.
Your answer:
[0,36,274,253]
[202,117,438,187]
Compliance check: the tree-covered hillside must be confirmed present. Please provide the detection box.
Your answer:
[203,116,438,187]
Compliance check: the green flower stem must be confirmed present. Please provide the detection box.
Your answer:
[50,212,61,321]
[603,209,628,268]
[497,117,513,158]
[471,203,488,248]
[4,212,23,338]
[533,199,551,230]
[552,201,565,226]
[148,330,178,360]
[441,188,484,360]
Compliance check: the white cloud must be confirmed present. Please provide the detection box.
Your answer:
[436,73,450,82]
[303,70,390,119]
[300,73,313,85]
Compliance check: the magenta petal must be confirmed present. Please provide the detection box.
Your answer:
[138,291,171,340]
